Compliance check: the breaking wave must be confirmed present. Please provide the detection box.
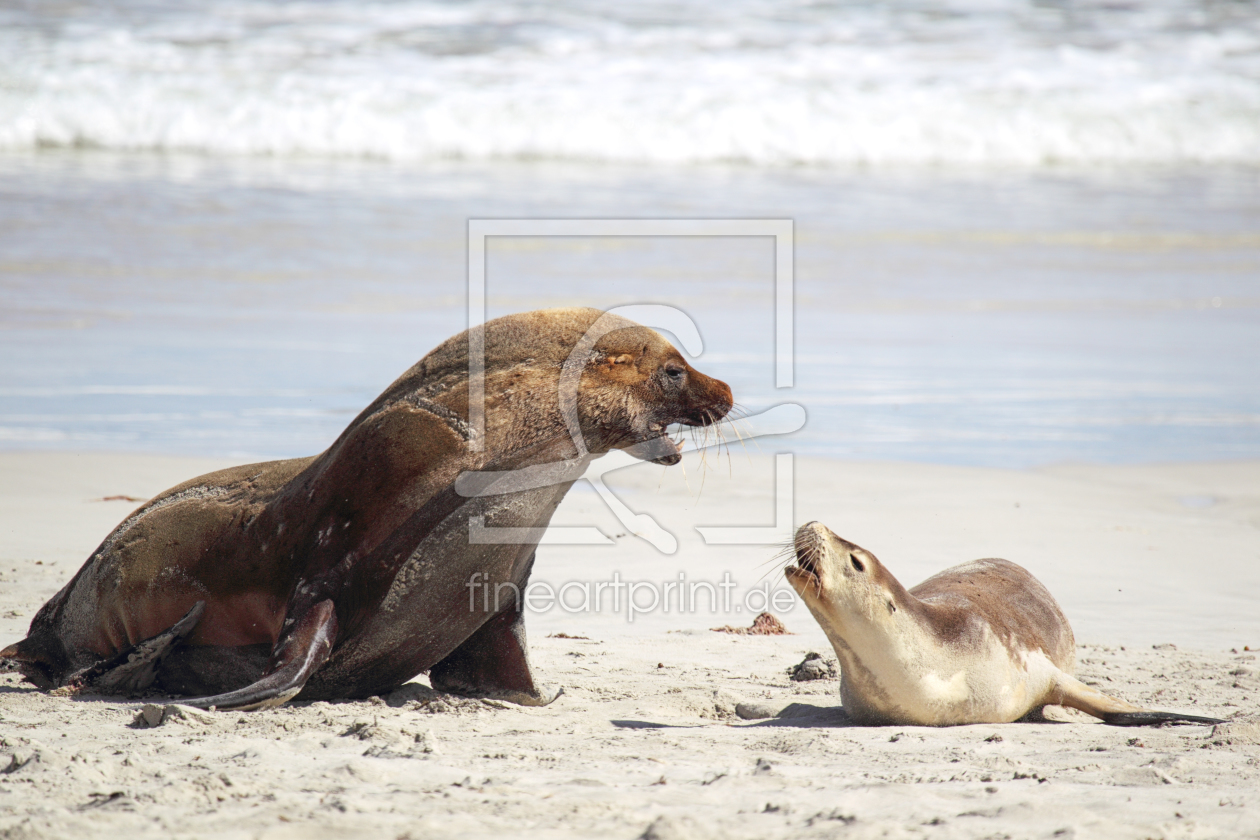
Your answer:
[2,0,1258,167]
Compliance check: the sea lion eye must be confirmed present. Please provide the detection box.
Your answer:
[850,555,865,573]
[664,364,685,380]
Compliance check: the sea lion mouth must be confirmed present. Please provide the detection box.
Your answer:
[785,564,820,590]
[622,384,731,466]
[617,423,683,465]
[0,650,56,690]
[652,437,684,466]
[647,401,731,463]
[794,526,823,569]
[786,524,826,591]
[644,423,683,466]
[794,552,819,576]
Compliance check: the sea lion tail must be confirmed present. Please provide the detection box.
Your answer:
[1052,673,1224,727]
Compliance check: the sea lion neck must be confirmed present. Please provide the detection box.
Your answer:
[812,555,937,694]
[829,584,931,671]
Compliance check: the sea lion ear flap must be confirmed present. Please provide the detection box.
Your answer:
[610,354,634,366]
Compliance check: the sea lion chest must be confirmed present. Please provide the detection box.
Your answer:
[312,477,574,691]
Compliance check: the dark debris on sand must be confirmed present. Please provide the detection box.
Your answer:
[711,612,791,636]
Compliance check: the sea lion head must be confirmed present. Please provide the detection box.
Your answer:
[395,308,732,469]
[577,320,734,466]
[785,522,908,647]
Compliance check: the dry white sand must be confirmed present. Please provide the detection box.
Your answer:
[2,451,1258,839]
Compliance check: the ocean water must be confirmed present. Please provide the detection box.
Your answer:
[2,0,1259,167]
[1,154,1257,467]
[1,1,1258,468]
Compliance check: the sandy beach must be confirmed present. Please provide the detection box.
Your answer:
[2,450,1257,839]
[3,1,1258,836]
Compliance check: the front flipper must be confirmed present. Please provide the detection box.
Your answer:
[429,607,561,707]
[179,599,338,711]
[67,601,206,696]
[1053,673,1225,727]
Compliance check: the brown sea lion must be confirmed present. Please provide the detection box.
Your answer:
[2,308,732,710]
[785,522,1225,727]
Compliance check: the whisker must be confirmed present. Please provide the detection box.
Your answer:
[753,564,785,588]
[724,416,750,462]
[716,420,733,476]
[733,416,762,456]
[755,542,799,573]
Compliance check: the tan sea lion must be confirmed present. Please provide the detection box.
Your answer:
[2,308,732,710]
[785,522,1225,727]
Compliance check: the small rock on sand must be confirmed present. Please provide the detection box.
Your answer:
[735,701,787,720]
[789,652,838,681]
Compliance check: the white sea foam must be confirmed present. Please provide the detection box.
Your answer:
[1,0,1257,167]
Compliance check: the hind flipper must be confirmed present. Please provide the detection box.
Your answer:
[178,600,337,711]
[430,606,561,707]
[65,601,206,696]
[1098,710,1226,726]
[1053,673,1224,727]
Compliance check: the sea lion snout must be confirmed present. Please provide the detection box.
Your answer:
[670,364,733,428]
[787,523,886,606]
[787,521,831,593]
